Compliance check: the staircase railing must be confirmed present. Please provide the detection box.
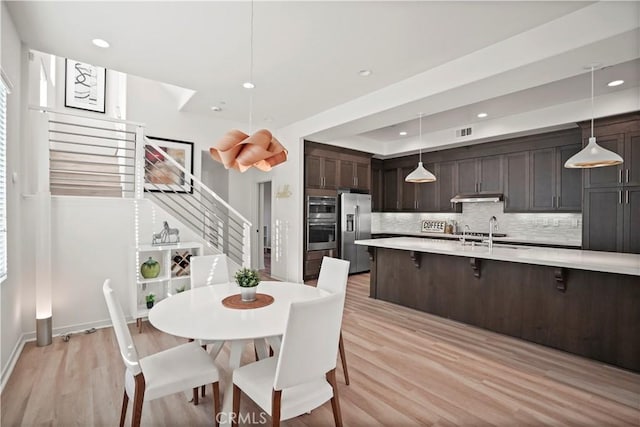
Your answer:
[32,106,251,268]
[140,137,251,268]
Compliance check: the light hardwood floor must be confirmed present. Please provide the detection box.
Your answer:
[2,273,639,426]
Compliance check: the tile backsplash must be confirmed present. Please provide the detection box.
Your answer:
[372,202,582,245]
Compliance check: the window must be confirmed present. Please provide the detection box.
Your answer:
[0,76,7,282]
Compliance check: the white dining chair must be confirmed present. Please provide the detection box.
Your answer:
[317,256,351,385]
[232,292,345,427]
[190,254,230,288]
[102,279,221,427]
[190,254,232,398]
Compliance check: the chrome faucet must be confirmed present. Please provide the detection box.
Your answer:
[460,224,470,245]
[487,216,497,250]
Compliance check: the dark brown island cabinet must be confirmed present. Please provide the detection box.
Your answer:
[366,245,640,373]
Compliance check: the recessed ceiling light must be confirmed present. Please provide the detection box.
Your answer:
[242,82,255,89]
[211,106,222,112]
[607,79,624,87]
[477,112,488,118]
[358,69,372,77]
[92,38,110,48]
[399,131,408,136]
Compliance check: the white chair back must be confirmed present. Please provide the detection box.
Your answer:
[316,256,350,295]
[273,293,343,391]
[191,254,230,288]
[102,279,141,375]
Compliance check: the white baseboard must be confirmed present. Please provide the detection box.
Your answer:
[1,333,26,394]
[0,317,140,394]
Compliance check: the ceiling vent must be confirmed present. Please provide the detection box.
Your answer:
[456,127,472,137]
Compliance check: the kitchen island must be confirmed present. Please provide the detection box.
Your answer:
[355,237,640,372]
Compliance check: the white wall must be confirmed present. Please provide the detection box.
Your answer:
[1,1,26,387]
[126,74,247,180]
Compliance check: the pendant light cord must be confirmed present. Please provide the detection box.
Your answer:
[590,65,594,138]
[248,0,254,133]
[418,112,423,162]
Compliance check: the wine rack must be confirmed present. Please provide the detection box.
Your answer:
[131,241,203,330]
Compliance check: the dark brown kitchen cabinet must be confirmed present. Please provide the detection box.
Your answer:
[583,186,640,253]
[383,168,399,211]
[401,166,417,211]
[503,152,530,212]
[456,156,503,194]
[556,144,582,211]
[338,157,370,190]
[623,186,640,254]
[305,154,338,190]
[583,115,640,189]
[530,144,581,212]
[437,161,460,212]
[416,163,438,211]
[371,159,384,212]
[581,114,640,253]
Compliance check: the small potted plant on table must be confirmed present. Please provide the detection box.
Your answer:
[146,293,156,309]
[234,268,261,302]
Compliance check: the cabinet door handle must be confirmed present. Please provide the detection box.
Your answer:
[626,169,630,183]
[619,191,623,204]
[626,190,629,204]
[557,196,561,207]
[478,182,482,192]
[551,196,555,208]
[619,169,623,184]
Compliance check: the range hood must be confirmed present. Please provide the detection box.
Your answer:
[450,193,503,203]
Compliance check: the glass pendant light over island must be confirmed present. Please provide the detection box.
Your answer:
[564,64,623,168]
[405,113,436,183]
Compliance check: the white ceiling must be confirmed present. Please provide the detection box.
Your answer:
[6,1,640,156]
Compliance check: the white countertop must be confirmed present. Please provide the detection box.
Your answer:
[355,237,640,276]
[372,231,582,248]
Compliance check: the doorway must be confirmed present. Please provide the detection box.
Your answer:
[257,181,272,275]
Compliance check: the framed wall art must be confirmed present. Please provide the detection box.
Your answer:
[144,136,194,193]
[64,58,106,113]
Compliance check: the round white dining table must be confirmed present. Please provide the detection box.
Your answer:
[149,281,327,342]
[148,281,327,425]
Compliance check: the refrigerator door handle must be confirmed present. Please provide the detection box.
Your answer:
[355,205,359,239]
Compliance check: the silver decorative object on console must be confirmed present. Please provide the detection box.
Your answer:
[152,221,180,245]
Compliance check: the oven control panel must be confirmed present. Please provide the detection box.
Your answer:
[421,220,446,233]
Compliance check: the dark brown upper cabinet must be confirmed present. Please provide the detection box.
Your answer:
[339,155,371,191]
[503,152,529,212]
[371,158,384,212]
[305,154,338,190]
[457,155,503,194]
[436,161,460,213]
[529,144,581,212]
[383,168,400,211]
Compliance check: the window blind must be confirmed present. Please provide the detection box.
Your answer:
[0,79,7,282]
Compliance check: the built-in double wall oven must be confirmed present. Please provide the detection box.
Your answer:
[307,196,337,250]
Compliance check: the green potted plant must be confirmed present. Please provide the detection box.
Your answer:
[234,268,260,302]
[146,293,156,309]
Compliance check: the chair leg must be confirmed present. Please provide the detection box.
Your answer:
[201,344,207,397]
[271,389,282,427]
[132,374,146,427]
[213,382,221,427]
[232,384,241,427]
[326,369,343,427]
[338,332,350,385]
[119,389,129,427]
[193,387,199,405]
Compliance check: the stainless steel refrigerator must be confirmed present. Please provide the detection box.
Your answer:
[340,193,371,274]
